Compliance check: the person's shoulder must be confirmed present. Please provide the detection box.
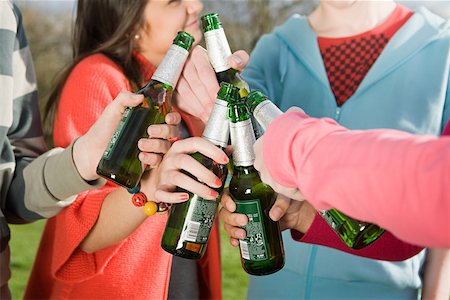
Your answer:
[68,53,128,87]
[0,1,17,33]
[74,53,124,77]
[261,14,311,46]
[274,14,309,35]
[63,53,129,100]
[254,13,313,56]
[414,6,450,34]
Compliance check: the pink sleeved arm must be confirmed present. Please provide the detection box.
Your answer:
[263,112,450,247]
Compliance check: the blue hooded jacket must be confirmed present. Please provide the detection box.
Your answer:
[243,6,450,299]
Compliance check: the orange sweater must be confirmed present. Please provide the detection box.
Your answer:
[25,53,221,299]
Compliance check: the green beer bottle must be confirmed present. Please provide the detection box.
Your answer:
[245,90,283,130]
[246,90,385,249]
[161,82,240,259]
[228,98,285,276]
[96,32,194,189]
[201,12,262,140]
[201,13,249,98]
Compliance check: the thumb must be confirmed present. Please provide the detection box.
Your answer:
[227,50,249,71]
[102,91,144,120]
[269,194,291,221]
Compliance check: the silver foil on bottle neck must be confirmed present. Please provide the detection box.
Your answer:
[230,119,256,167]
[152,44,189,87]
[204,28,232,73]
[253,100,283,130]
[202,99,230,148]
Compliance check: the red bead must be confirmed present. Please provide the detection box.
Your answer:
[131,192,148,207]
[157,202,171,213]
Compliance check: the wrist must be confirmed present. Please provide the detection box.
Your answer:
[73,136,100,181]
[294,201,316,233]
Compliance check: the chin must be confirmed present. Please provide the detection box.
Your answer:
[322,0,358,8]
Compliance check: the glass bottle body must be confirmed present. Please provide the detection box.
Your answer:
[161,83,239,259]
[321,209,385,249]
[229,165,284,275]
[161,152,228,259]
[96,81,171,189]
[97,31,193,189]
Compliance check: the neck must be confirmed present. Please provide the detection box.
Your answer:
[142,51,164,68]
[309,1,397,37]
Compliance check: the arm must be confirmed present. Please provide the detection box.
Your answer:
[2,2,100,222]
[51,58,180,253]
[421,248,450,300]
[219,192,423,261]
[1,1,46,223]
[261,111,450,247]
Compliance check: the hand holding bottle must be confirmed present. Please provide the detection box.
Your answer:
[175,46,219,124]
[73,91,179,182]
[137,112,181,168]
[173,46,250,124]
[153,137,229,203]
[219,190,315,246]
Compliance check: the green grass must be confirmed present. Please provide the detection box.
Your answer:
[9,219,248,299]
[9,221,45,300]
[220,220,249,300]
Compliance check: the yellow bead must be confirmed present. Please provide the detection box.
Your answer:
[143,201,158,216]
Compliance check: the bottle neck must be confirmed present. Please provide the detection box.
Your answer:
[204,28,232,73]
[151,44,189,88]
[253,100,283,130]
[202,98,230,148]
[230,118,256,167]
[233,164,257,176]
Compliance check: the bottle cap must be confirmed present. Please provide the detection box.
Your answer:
[173,31,195,51]
[201,12,222,32]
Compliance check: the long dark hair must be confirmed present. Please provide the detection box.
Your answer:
[45,0,148,121]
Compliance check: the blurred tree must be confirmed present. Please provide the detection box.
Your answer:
[19,5,73,145]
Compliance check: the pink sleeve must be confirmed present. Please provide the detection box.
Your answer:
[51,55,131,281]
[443,120,450,136]
[263,112,450,247]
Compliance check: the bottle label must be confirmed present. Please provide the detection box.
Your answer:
[253,100,283,131]
[230,119,256,166]
[204,28,232,73]
[202,98,230,147]
[177,197,218,247]
[102,107,132,160]
[152,44,189,88]
[235,199,268,261]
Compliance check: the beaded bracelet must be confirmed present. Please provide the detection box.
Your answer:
[128,184,170,216]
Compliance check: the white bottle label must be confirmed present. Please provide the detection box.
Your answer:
[253,100,283,130]
[204,28,232,73]
[230,119,256,166]
[152,44,189,87]
[202,98,230,148]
